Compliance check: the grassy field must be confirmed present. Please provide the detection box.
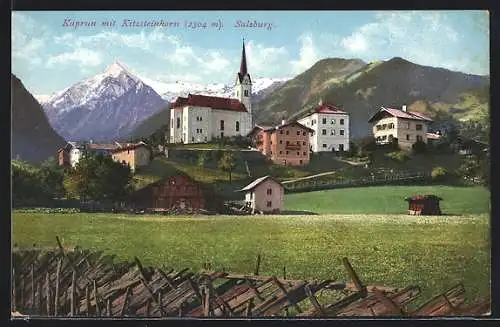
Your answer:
[12,211,490,309]
[285,185,490,215]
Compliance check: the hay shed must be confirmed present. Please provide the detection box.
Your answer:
[405,195,443,215]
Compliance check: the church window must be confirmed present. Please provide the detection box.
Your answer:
[297,151,300,155]
[340,130,345,136]
[176,117,180,128]
[236,121,240,132]
[340,119,345,125]
[220,120,225,131]
[280,130,283,134]
[322,129,327,135]
[303,132,307,136]
[171,118,174,129]
[296,131,300,135]
[244,90,249,97]
[286,130,289,135]
[322,118,327,124]
[280,140,283,144]
[303,141,306,145]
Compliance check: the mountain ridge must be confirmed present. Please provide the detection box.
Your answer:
[11,74,66,163]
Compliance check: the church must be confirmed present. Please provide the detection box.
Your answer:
[169,41,253,144]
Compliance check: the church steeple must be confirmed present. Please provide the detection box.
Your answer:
[240,39,248,76]
[234,38,252,134]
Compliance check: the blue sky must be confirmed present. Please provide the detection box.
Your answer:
[12,10,489,96]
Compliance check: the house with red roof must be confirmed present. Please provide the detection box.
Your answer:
[367,105,434,150]
[169,41,253,144]
[297,100,350,152]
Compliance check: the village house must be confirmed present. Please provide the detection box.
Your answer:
[169,41,253,144]
[247,120,314,166]
[57,141,120,167]
[125,174,214,211]
[111,141,151,172]
[237,175,285,214]
[297,100,350,152]
[367,105,433,150]
[57,141,150,171]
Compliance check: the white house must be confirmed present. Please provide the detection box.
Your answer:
[367,105,433,150]
[169,41,253,144]
[297,100,350,152]
[237,175,285,214]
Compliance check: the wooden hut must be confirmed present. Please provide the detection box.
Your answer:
[405,195,442,215]
[126,174,219,212]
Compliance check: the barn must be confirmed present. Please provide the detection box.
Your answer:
[405,195,443,216]
[126,174,219,212]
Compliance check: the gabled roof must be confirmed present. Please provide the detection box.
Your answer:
[298,102,349,120]
[368,107,433,123]
[237,176,283,192]
[171,94,247,112]
[405,194,443,201]
[426,132,441,140]
[87,143,122,151]
[247,121,315,137]
[112,141,149,153]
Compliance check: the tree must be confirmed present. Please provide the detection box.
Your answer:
[39,157,66,199]
[359,136,377,152]
[197,151,209,169]
[63,153,132,202]
[347,141,358,158]
[411,139,427,154]
[11,160,44,205]
[389,137,399,151]
[218,151,235,182]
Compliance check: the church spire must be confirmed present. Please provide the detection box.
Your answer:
[239,38,248,76]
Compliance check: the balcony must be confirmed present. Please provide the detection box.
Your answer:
[285,144,301,150]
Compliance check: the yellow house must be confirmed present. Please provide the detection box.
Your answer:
[368,105,433,150]
[111,141,151,172]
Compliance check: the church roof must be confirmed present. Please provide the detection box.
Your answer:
[237,40,252,84]
[171,94,248,112]
[240,39,248,76]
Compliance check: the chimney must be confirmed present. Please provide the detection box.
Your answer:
[319,98,323,106]
[281,119,286,125]
[402,104,407,112]
[89,139,93,144]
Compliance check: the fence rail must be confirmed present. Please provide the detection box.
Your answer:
[284,172,433,193]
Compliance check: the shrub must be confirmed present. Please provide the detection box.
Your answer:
[347,141,358,157]
[412,139,427,154]
[431,166,448,181]
[386,151,410,163]
[389,137,400,151]
[359,136,377,152]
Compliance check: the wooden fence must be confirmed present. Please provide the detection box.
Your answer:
[283,172,433,193]
[11,238,490,318]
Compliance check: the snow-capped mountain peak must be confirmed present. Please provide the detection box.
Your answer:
[41,61,167,141]
[103,60,139,82]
